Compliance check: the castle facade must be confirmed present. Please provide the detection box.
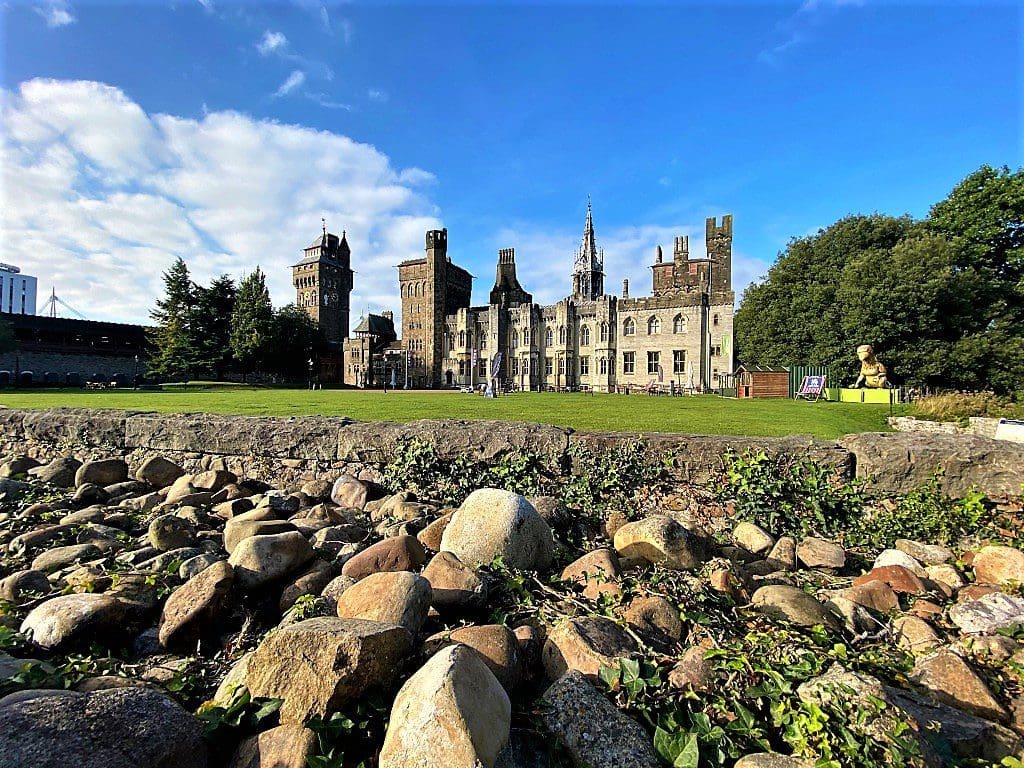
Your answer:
[298,205,735,391]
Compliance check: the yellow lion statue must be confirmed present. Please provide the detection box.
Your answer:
[854,344,888,388]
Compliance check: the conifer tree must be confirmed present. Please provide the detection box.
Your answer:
[148,257,196,380]
[192,275,237,379]
[230,267,274,381]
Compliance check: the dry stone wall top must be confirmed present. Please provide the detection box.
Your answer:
[0,407,1021,497]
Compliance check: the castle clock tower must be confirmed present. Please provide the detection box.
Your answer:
[292,220,355,345]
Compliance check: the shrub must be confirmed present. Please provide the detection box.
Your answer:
[909,391,1022,424]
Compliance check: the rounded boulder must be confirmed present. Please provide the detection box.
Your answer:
[440,488,554,571]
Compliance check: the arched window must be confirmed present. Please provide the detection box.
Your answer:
[600,322,609,343]
[713,313,720,327]
[511,329,519,348]
[623,317,635,336]
[647,316,660,335]
[558,326,566,344]
[580,326,590,346]
[545,327,553,346]
[599,357,608,374]
[673,314,687,334]
[459,330,466,347]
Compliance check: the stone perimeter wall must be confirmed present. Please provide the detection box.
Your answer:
[1,408,1023,499]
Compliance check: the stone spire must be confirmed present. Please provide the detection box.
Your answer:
[572,197,605,300]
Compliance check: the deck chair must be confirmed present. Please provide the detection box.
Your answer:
[795,374,826,402]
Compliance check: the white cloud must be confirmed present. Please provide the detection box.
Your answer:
[34,0,75,27]
[1,78,442,325]
[367,88,388,103]
[257,30,288,56]
[274,70,306,97]
[758,0,865,64]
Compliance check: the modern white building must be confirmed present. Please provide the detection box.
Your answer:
[0,263,38,315]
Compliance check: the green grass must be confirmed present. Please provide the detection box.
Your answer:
[0,385,899,438]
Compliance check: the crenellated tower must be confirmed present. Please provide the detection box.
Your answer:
[291,220,354,345]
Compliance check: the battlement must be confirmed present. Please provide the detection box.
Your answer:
[673,235,689,261]
[498,247,515,265]
[706,215,733,240]
[426,229,448,250]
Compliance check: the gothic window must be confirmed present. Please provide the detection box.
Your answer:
[623,351,635,374]
[580,326,590,346]
[511,330,519,348]
[623,318,635,336]
[558,326,566,344]
[545,327,553,346]
[580,356,590,376]
[599,322,608,343]
[512,358,519,376]
[459,330,466,347]
[545,357,553,376]
[673,314,687,334]
[599,357,607,375]
[647,316,660,335]
[713,313,720,327]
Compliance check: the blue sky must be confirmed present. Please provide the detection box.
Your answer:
[1,0,1020,324]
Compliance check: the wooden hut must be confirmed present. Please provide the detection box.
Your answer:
[734,365,790,399]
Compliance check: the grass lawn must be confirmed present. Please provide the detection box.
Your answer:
[0,385,899,439]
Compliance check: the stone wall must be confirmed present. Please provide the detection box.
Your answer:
[1,407,1022,499]
[0,350,141,381]
[888,416,1001,439]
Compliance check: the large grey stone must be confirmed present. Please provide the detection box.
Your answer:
[950,592,1024,634]
[0,686,207,768]
[541,670,659,768]
[244,617,411,724]
[75,458,128,488]
[228,531,315,590]
[613,515,703,570]
[440,488,554,571]
[750,585,841,631]
[838,431,1024,497]
[135,456,185,488]
[20,593,126,650]
[379,644,511,768]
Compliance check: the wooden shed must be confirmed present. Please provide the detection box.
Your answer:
[734,365,790,399]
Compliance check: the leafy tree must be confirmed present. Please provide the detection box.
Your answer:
[735,214,914,382]
[192,275,236,379]
[148,257,196,380]
[736,165,1024,394]
[230,267,274,381]
[267,304,326,380]
[0,315,16,355]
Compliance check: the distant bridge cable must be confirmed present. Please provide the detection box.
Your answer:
[38,286,88,320]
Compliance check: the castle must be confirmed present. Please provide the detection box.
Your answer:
[295,204,734,392]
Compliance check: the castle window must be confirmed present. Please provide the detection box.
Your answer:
[511,330,519,349]
[647,316,660,335]
[673,350,686,374]
[623,318,635,336]
[713,313,720,327]
[580,356,590,376]
[599,322,608,343]
[545,327,553,346]
[599,357,607,375]
[580,326,590,346]
[512,358,519,376]
[459,330,465,347]
[558,326,566,344]
[623,351,635,374]
[647,351,660,375]
[673,314,686,334]
[545,357,553,376]
[558,357,565,375]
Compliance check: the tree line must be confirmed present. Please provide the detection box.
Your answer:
[147,258,326,382]
[735,165,1023,394]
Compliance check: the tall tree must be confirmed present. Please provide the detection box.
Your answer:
[148,257,196,380]
[927,165,1024,393]
[192,275,237,379]
[230,267,274,381]
[267,304,327,380]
